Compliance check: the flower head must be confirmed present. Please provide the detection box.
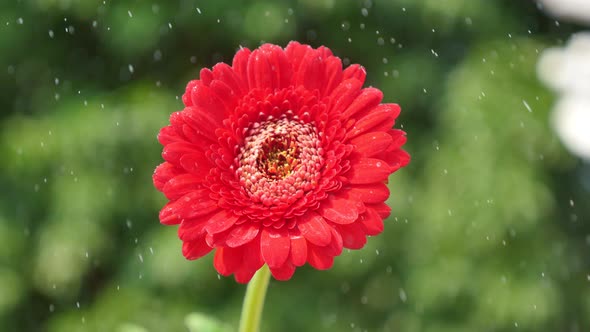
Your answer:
[153,42,409,283]
[538,33,590,160]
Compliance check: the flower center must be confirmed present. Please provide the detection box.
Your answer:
[257,132,299,179]
[237,117,322,206]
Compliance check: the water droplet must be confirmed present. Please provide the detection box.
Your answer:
[399,288,407,302]
[522,100,532,112]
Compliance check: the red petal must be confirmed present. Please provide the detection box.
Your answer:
[329,79,363,114]
[213,246,243,276]
[296,52,324,92]
[153,162,182,192]
[266,44,292,89]
[226,222,260,248]
[178,218,207,241]
[380,149,411,171]
[247,49,273,90]
[359,208,384,236]
[241,235,264,271]
[320,195,360,225]
[182,80,198,107]
[159,190,217,225]
[209,80,237,112]
[184,107,222,141]
[347,158,392,184]
[388,129,407,149]
[157,125,183,145]
[270,261,296,281]
[347,183,390,204]
[350,132,393,157]
[297,211,332,246]
[199,68,213,85]
[232,47,252,87]
[179,152,210,175]
[347,104,400,139]
[285,41,312,74]
[182,123,212,146]
[205,209,239,234]
[234,266,257,284]
[190,84,226,123]
[307,244,334,270]
[327,227,344,256]
[205,229,229,247]
[212,62,246,97]
[321,56,343,97]
[368,202,391,219]
[342,88,383,120]
[342,64,366,84]
[182,238,213,260]
[247,44,292,91]
[162,141,198,165]
[162,174,202,200]
[289,231,308,267]
[261,228,291,269]
[335,223,367,249]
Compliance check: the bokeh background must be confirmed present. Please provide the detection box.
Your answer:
[1,0,589,331]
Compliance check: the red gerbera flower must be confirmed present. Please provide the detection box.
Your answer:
[153,42,409,283]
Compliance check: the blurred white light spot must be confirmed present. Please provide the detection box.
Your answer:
[399,288,407,302]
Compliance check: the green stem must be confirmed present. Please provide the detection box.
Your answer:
[238,264,271,332]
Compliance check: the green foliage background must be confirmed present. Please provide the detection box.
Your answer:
[1,0,589,331]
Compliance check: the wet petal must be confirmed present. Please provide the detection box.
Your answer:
[270,261,296,281]
[289,231,308,267]
[182,238,213,260]
[162,173,203,200]
[159,190,217,225]
[213,246,243,276]
[261,228,291,269]
[342,88,383,120]
[307,244,334,270]
[347,158,392,184]
[358,208,384,236]
[320,194,361,225]
[226,223,260,248]
[347,183,390,204]
[335,223,367,249]
[298,211,333,246]
[205,210,240,234]
[350,131,393,157]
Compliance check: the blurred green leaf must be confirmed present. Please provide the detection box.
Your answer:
[185,313,232,332]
